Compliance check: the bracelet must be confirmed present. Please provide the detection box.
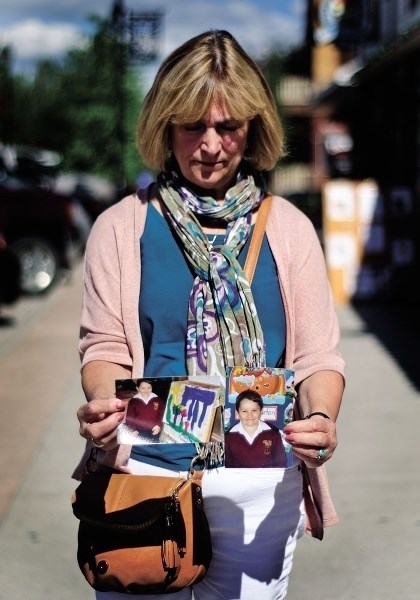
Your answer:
[305,411,330,420]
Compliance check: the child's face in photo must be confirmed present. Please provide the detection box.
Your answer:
[138,381,153,395]
[236,399,262,428]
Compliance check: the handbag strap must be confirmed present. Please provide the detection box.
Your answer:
[243,194,273,284]
[189,469,204,483]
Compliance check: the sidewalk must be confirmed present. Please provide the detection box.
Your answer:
[288,303,420,600]
[0,266,418,599]
[0,263,91,599]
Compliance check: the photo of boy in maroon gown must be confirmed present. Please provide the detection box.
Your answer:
[125,380,166,443]
[224,390,288,468]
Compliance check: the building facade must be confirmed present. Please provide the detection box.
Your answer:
[275,0,419,303]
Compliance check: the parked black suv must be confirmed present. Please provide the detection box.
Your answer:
[0,145,90,295]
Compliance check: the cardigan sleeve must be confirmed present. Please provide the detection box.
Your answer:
[79,201,133,370]
[291,215,344,383]
[268,198,345,385]
[267,197,344,536]
[74,195,148,481]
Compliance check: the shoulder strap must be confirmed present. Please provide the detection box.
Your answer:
[243,194,273,284]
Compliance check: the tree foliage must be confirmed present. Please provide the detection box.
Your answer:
[259,46,287,119]
[2,25,292,188]
[4,18,145,187]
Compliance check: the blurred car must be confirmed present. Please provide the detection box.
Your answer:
[53,172,117,222]
[0,232,21,307]
[0,146,90,295]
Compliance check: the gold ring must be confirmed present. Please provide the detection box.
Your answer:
[90,437,105,449]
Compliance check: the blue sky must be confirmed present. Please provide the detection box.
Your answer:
[0,0,306,85]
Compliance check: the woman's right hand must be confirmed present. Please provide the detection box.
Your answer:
[77,398,127,451]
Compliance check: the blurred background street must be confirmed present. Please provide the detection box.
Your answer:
[1,1,419,599]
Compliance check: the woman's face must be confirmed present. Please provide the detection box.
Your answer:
[171,99,249,201]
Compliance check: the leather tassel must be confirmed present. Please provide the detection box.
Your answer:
[162,539,179,570]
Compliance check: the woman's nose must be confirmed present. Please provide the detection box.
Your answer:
[201,128,222,153]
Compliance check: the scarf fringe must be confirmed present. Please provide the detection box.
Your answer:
[194,441,225,469]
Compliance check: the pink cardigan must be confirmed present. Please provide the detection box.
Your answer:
[74,190,345,538]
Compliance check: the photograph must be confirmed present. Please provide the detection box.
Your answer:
[224,367,296,468]
[116,376,223,445]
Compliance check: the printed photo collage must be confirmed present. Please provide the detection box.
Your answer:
[116,367,297,468]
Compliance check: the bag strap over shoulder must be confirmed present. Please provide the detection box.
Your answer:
[243,194,273,284]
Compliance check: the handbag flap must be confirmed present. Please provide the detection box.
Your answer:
[72,472,187,530]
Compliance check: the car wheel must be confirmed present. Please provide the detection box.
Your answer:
[0,246,21,304]
[9,237,59,295]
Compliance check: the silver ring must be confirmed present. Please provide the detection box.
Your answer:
[317,448,327,462]
[90,437,105,449]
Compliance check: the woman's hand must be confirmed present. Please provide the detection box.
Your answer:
[283,414,337,468]
[78,360,132,450]
[77,398,127,451]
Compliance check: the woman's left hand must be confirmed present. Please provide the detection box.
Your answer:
[283,415,337,467]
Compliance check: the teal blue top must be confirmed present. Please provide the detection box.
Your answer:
[131,204,286,470]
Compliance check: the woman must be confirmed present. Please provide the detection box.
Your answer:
[74,30,345,600]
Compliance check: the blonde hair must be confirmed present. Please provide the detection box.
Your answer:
[136,30,285,172]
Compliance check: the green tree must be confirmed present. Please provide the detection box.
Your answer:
[10,17,144,188]
[259,47,287,120]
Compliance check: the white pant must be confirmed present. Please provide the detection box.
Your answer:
[96,461,306,600]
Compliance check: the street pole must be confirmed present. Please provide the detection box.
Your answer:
[110,0,163,191]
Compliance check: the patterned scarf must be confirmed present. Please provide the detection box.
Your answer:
[157,163,266,377]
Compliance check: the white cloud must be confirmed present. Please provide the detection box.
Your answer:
[138,2,304,91]
[0,18,87,62]
[161,1,303,59]
[0,0,305,75]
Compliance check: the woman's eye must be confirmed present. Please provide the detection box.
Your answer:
[221,123,241,132]
[184,123,203,132]
[182,122,242,133]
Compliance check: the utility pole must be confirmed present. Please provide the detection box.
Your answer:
[112,0,163,61]
[0,46,14,144]
[110,0,163,189]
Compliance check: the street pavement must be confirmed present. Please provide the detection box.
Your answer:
[0,261,419,600]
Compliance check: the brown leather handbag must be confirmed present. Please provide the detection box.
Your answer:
[72,468,212,594]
